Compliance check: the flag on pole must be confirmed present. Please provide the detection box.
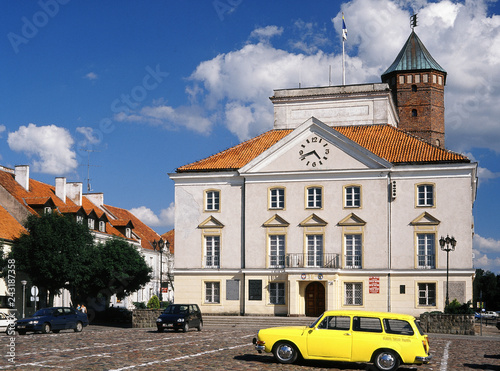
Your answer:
[342,13,347,41]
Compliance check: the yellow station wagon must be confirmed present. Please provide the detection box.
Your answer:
[253,310,431,371]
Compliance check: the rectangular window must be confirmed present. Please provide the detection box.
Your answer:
[353,317,382,332]
[345,234,362,268]
[417,184,434,206]
[99,221,106,233]
[205,235,220,268]
[76,215,83,224]
[418,283,436,306]
[88,218,95,229]
[269,235,285,268]
[269,282,285,305]
[206,190,220,211]
[226,279,239,301]
[307,235,323,267]
[345,186,361,207]
[205,282,220,304]
[345,282,363,306]
[249,280,262,301]
[417,234,435,268]
[307,187,322,208]
[269,188,285,209]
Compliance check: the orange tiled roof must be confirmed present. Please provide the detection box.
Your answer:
[103,204,161,251]
[0,205,26,240]
[177,125,468,172]
[161,229,175,254]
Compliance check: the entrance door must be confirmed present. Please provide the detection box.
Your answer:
[305,282,325,317]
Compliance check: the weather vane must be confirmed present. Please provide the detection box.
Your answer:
[410,14,418,29]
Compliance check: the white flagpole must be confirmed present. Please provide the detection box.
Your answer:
[342,13,347,85]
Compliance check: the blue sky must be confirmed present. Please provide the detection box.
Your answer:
[1,0,500,274]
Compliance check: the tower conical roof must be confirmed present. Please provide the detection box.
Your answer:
[381,30,446,80]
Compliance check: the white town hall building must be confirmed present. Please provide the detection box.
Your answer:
[168,30,478,317]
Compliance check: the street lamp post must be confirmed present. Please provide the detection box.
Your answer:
[21,280,27,318]
[153,238,170,303]
[439,235,457,308]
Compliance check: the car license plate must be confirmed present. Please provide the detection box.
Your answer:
[17,325,25,329]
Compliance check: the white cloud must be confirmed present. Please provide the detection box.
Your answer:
[250,25,283,41]
[84,72,98,80]
[129,202,175,229]
[7,123,77,174]
[77,127,101,146]
[473,234,500,274]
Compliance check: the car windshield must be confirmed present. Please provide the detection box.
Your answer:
[33,308,53,316]
[309,312,325,328]
[163,305,189,314]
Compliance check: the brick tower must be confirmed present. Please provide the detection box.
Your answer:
[381,30,447,148]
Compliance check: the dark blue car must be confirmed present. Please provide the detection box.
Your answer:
[156,304,202,332]
[15,307,89,335]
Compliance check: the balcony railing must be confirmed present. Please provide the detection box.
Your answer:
[280,253,340,268]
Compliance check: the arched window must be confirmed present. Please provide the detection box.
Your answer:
[412,84,417,92]
[412,109,418,117]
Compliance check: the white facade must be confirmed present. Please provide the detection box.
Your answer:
[170,85,477,318]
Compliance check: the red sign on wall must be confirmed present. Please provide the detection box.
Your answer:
[369,276,380,294]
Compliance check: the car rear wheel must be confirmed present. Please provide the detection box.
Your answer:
[18,330,26,335]
[74,321,83,332]
[374,349,400,371]
[273,341,299,364]
[197,321,203,331]
[42,323,51,334]
[182,322,189,333]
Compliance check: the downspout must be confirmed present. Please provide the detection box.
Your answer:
[241,177,246,316]
[387,172,392,312]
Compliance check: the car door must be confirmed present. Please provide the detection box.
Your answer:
[63,308,77,329]
[189,305,200,327]
[306,315,352,359]
[51,308,66,330]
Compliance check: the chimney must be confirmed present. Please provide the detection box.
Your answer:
[85,193,104,207]
[66,182,83,206]
[55,177,67,202]
[15,165,30,191]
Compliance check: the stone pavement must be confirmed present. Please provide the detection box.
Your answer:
[0,318,497,370]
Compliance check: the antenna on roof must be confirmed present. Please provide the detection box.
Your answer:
[79,148,101,192]
[410,14,418,29]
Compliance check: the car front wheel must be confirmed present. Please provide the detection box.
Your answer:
[74,321,83,332]
[42,323,51,334]
[197,321,203,331]
[373,349,400,371]
[273,341,299,364]
[182,322,189,333]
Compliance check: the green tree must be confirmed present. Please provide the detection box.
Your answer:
[77,238,152,305]
[11,213,94,306]
[147,295,160,309]
[473,269,500,310]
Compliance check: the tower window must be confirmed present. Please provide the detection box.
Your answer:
[412,109,418,117]
[412,85,417,92]
[407,75,412,83]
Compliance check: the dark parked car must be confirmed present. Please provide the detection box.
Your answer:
[15,307,89,335]
[156,304,202,332]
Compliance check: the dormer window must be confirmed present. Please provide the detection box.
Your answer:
[76,215,83,224]
[44,207,52,214]
[125,227,131,238]
[99,221,106,233]
[88,218,95,229]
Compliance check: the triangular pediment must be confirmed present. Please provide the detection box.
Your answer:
[338,213,366,226]
[263,214,289,228]
[239,117,391,174]
[410,212,440,226]
[299,213,328,227]
[198,216,225,229]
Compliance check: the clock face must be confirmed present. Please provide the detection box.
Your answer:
[298,136,330,167]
